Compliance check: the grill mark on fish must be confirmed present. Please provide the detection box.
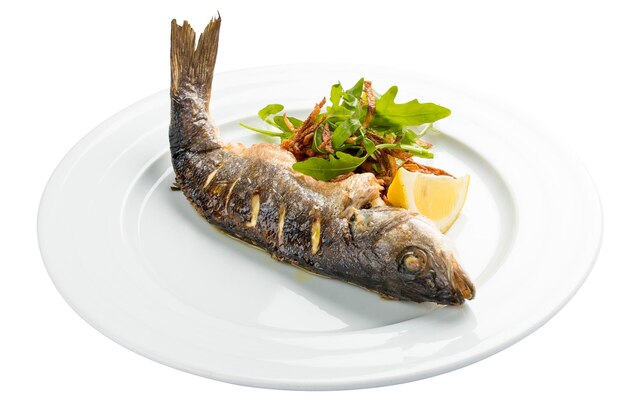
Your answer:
[277,204,286,246]
[223,175,242,213]
[311,212,321,254]
[168,16,475,305]
[246,194,260,227]
[203,168,219,189]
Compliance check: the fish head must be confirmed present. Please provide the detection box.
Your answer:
[355,208,475,305]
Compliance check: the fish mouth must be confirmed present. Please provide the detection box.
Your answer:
[448,259,475,302]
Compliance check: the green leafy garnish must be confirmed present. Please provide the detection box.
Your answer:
[258,104,284,121]
[330,83,343,108]
[239,124,284,138]
[240,79,451,181]
[371,86,450,128]
[292,152,371,181]
[375,143,434,158]
[332,118,361,149]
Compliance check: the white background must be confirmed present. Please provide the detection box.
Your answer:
[1,0,623,415]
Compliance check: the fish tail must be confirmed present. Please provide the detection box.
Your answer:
[170,16,220,103]
[170,16,222,154]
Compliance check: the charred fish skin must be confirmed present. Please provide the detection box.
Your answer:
[169,17,475,305]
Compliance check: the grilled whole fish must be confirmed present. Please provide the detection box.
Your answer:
[170,17,475,305]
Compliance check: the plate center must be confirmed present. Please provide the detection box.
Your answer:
[128,118,514,333]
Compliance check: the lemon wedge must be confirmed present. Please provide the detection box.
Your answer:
[387,167,470,233]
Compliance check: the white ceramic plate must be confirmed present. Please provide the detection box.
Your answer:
[38,65,602,390]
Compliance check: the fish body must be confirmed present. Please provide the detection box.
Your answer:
[170,17,475,305]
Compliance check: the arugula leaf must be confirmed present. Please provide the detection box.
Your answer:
[332,118,361,149]
[375,143,434,158]
[292,151,369,181]
[345,78,364,98]
[273,115,303,134]
[362,137,377,155]
[242,104,299,140]
[401,127,418,143]
[372,86,451,128]
[402,144,434,158]
[340,78,365,113]
[239,123,283,143]
[312,128,324,153]
[258,104,284,121]
[330,83,343,108]
[324,106,352,123]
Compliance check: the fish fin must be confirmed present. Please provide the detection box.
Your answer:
[170,16,221,106]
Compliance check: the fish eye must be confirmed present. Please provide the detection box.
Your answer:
[398,247,429,276]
